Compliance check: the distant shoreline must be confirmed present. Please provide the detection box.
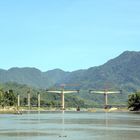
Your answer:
[0,107,135,114]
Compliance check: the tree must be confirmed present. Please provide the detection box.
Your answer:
[0,89,4,107]
[22,97,27,106]
[0,90,17,107]
[31,95,37,106]
[128,91,140,111]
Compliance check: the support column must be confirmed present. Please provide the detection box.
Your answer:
[17,94,20,108]
[46,89,79,110]
[37,92,40,109]
[104,93,108,108]
[61,91,64,110]
[89,90,121,109]
[28,92,31,110]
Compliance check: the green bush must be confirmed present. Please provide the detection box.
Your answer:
[128,92,140,111]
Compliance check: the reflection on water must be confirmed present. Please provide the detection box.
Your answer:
[0,111,140,140]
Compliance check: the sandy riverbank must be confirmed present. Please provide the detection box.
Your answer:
[0,106,131,114]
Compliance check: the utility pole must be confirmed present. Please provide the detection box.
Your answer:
[89,90,122,108]
[46,88,79,110]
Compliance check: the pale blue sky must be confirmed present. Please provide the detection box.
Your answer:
[0,0,140,71]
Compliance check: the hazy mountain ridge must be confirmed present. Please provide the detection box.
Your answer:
[0,51,140,93]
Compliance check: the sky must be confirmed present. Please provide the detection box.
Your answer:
[0,0,140,72]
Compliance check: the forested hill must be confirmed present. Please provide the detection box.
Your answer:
[0,51,140,93]
[64,51,140,92]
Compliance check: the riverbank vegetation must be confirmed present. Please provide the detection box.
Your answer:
[0,82,87,110]
[0,82,129,112]
[128,91,140,111]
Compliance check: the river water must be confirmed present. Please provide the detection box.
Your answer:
[0,111,140,140]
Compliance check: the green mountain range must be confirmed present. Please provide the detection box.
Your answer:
[1,51,140,107]
[1,51,140,92]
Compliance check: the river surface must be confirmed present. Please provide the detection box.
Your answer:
[0,111,140,140]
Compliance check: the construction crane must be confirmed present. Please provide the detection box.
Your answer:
[89,89,122,109]
[46,84,79,110]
